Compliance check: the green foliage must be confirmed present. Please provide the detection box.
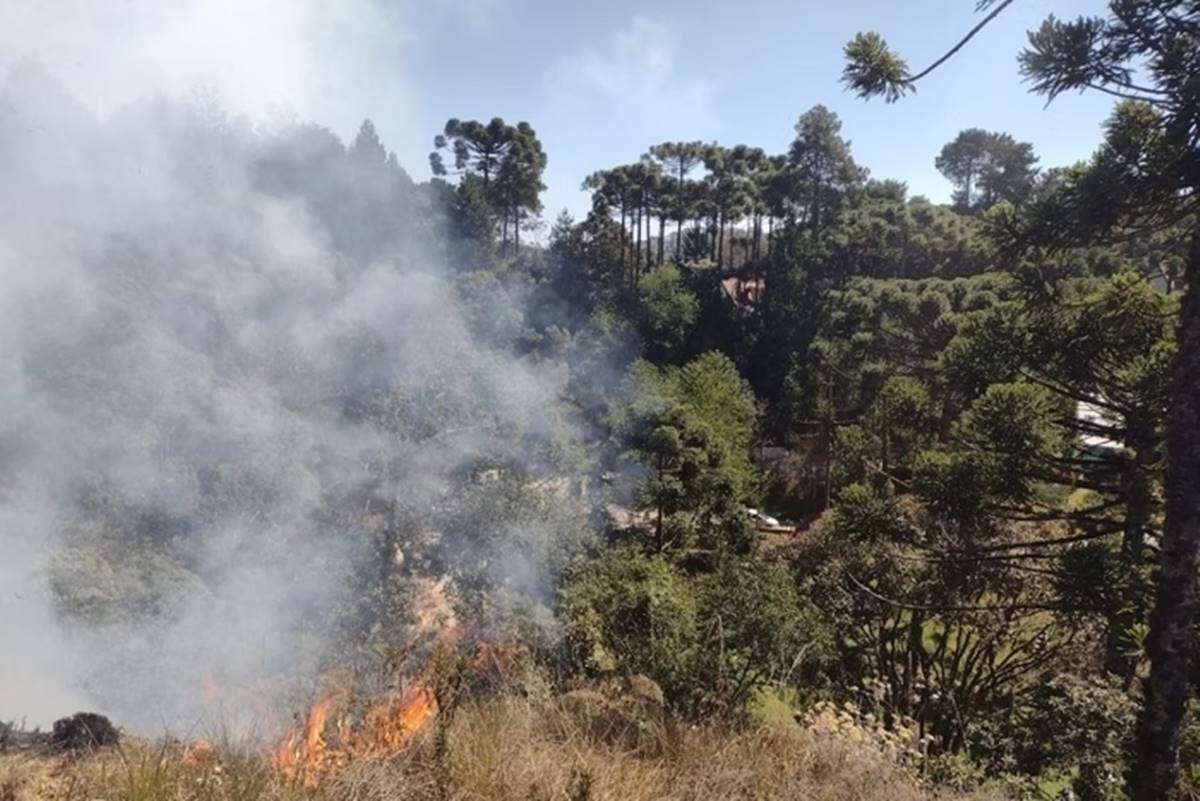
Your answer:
[634,264,699,363]
[611,352,760,553]
[627,405,752,556]
[911,450,991,526]
[31,38,1196,801]
[567,309,638,418]
[802,273,1018,470]
[868,375,932,485]
[438,175,496,269]
[671,352,760,498]
[939,302,1026,399]
[559,547,826,717]
[559,549,698,695]
[549,210,627,319]
[807,479,1079,764]
[841,32,911,102]
[952,381,1066,502]
[1054,539,1122,618]
[456,268,526,344]
[825,424,874,489]
[691,557,830,715]
[827,482,912,546]
[748,231,832,411]
[936,129,1038,213]
[827,194,993,279]
[784,106,867,234]
[430,117,547,256]
[1004,674,1137,800]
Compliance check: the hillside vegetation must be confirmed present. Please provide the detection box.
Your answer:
[2,3,1199,801]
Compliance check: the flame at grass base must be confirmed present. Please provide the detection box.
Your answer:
[272,685,438,786]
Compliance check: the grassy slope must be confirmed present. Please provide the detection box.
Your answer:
[0,694,1002,801]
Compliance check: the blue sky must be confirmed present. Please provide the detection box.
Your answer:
[4,0,1119,224]
[380,0,1118,223]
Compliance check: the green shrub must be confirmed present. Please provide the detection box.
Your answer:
[691,557,830,715]
[558,549,697,697]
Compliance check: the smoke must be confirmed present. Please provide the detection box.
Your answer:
[0,0,416,138]
[0,11,575,732]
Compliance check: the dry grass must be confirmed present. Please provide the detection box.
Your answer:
[1,695,1002,801]
[0,738,312,801]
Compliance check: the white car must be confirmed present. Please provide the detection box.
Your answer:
[746,508,792,531]
[745,508,776,526]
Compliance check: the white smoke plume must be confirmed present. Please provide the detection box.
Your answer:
[0,3,579,734]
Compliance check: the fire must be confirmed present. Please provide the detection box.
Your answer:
[271,682,440,785]
[271,578,463,786]
[359,684,439,752]
[272,694,335,785]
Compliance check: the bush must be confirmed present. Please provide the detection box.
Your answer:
[558,549,697,697]
[691,557,830,715]
[48,546,208,625]
[560,548,830,717]
[1002,674,1136,801]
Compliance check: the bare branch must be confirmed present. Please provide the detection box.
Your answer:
[908,0,1019,85]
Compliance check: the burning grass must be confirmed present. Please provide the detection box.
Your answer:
[1,691,1003,801]
[271,684,438,787]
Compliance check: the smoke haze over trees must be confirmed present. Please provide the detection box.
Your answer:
[1,3,1198,801]
[0,62,573,731]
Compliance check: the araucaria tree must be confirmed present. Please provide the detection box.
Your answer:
[785,105,867,235]
[935,128,1039,212]
[430,117,547,257]
[647,141,707,260]
[844,4,1200,798]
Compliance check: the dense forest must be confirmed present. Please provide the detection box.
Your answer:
[1,3,1198,801]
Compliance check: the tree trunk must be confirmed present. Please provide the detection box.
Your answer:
[717,210,725,269]
[658,214,666,264]
[620,199,630,288]
[1131,231,1200,801]
[635,202,643,277]
[642,199,650,267]
[809,180,822,236]
[677,162,686,261]
[1106,423,1153,685]
[821,379,835,510]
[646,199,652,265]
[655,459,665,552]
[514,206,521,258]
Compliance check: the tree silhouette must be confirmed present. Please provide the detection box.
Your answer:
[844,5,1200,797]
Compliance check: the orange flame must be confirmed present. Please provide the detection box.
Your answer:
[360,685,438,752]
[271,578,463,785]
[271,683,439,785]
[273,694,335,786]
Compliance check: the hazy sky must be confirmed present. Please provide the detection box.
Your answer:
[1,0,1117,224]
